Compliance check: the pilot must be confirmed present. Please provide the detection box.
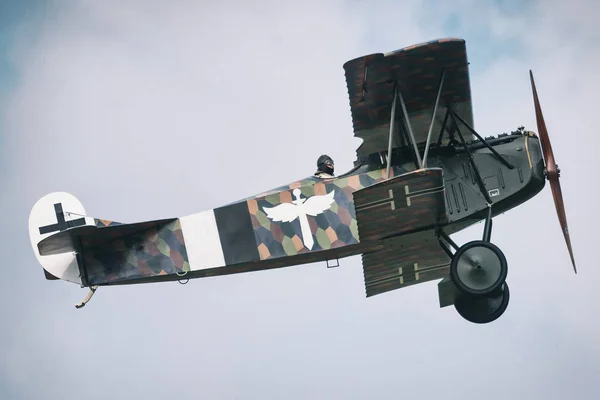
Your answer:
[314,154,335,178]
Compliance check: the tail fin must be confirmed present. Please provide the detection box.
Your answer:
[28,192,96,285]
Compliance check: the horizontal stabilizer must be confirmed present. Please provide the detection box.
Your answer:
[37,218,177,256]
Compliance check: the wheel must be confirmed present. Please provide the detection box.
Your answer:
[454,282,510,324]
[450,240,508,296]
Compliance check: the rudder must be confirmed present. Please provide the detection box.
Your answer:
[28,192,96,285]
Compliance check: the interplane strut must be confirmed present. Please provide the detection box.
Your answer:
[423,70,446,168]
[386,84,398,179]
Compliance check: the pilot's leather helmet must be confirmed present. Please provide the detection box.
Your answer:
[317,155,334,175]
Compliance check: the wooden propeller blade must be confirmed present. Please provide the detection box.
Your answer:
[529,70,577,273]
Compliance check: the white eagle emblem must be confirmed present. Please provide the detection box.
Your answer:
[263,188,335,250]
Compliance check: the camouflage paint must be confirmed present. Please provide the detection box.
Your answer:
[361,230,452,297]
[354,168,448,241]
[343,38,475,159]
[247,166,406,260]
[94,218,122,228]
[84,219,190,285]
[72,133,543,288]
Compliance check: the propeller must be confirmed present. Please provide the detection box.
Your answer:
[529,70,577,273]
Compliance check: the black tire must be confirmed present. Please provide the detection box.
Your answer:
[454,282,510,324]
[450,240,508,296]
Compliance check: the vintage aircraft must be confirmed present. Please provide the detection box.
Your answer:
[28,38,576,324]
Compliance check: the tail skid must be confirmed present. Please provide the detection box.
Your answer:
[75,285,99,309]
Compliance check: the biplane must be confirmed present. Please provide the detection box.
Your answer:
[28,38,576,324]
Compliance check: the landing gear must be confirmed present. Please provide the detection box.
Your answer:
[437,207,510,324]
[450,240,507,296]
[431,83,515,324]
[454,282,510,324]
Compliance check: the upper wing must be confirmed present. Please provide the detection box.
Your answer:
[302,191,335,216]
[342,38,475,160]
[263,203,300,223]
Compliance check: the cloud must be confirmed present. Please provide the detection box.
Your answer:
[2,0,600,398]
[4,0,369,217]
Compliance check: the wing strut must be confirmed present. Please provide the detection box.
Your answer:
[450,111,514,170]
[450,111,493,204]
[385,81,423,177]
[397,84,423,169]
[385,84,399,179]
[436,109,452,147]
[423,70,446,167]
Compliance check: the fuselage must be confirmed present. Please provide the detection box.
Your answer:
[78,130,545,287]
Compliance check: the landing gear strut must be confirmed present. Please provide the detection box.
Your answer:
[438,207,510,324]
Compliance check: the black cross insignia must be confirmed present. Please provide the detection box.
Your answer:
[38,203,86,235]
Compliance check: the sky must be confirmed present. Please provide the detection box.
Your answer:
[1,0,599,398]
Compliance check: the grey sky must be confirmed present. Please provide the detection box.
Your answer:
[1,0,599,399]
